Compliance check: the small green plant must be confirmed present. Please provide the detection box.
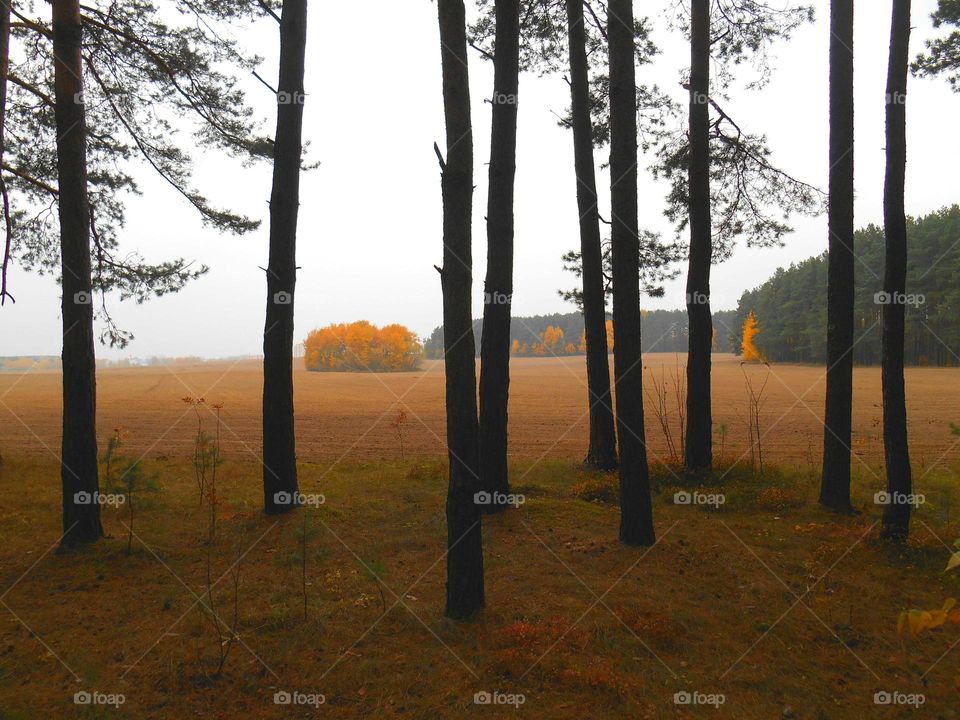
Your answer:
[363,558,388,614]
[741,363,771,476]
[390,407,408,460]
[571,477,618,505]
[292,512,321,620]
[181,398,236,677]
[182,396,222,505]
[202,515,245,678]
[717,423,728,462]
[101,426,160,554]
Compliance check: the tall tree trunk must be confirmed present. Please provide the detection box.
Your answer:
[53,0,102,548]
[684,0,713,474]
[478,0,520,511]
[437,0,485,619]
[881,0,912,541]
[1,0,12,306]
[609,0,655,546]
[262,0,307,515]
[566,0,618,472]
[819,0,856,513]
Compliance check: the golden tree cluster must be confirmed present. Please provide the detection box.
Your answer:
[509,322,614,357]
[304,322,424,372]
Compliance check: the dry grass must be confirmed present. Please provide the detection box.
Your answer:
[0,453,959,718]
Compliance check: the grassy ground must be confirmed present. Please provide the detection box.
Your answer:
[1,454,959,719]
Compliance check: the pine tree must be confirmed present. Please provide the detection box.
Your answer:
[820,0,856,514]
[437,0,485,619]
[609,0,655,546]
[262,0,308,515]
[478,0,521,513]
[881,0,913,541]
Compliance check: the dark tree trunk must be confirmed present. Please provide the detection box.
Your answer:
[262,0,307,515]
[684,0,713,474]
[478,0,520,512]
[1,0,11,304]
[0,1,7,154]
[819,0,856,513]
[881,0,913,541]
[608,0,655,546]
[53,0,102,549]
[437,0,485,619]
[566,0,618,472]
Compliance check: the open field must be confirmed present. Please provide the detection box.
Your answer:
[2,355,960,718]
[1,457,960,718]
[2,353,959,473]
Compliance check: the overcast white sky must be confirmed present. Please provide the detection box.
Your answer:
[2,0,959,359]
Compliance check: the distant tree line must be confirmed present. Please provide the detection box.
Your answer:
[423,308,739,359]
[733,206,960,366]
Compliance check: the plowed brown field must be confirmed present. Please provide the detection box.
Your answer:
[2,354,958,471]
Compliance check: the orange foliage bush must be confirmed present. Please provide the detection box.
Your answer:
[303,321,423,372]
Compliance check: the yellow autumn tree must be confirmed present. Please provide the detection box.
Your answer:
[741,311,764,363]
[542,325,565,355]
[304,322,423,372]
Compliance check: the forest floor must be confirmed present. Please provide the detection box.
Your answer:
[1,454,960,719]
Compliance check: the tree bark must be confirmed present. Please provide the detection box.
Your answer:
[881,0,913,541]
[478,0,520,512]
[262,0,307,514]
[819,0,856,513]
[684,0,713,474]
[53,0,103,549]
[438,0,485,619]
[609,0,655,546]
[1,0,11,304]
[566,0,618,472]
